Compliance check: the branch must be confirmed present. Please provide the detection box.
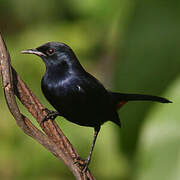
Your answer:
[0,33,95,180]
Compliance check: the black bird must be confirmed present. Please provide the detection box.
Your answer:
[21,42,171,171]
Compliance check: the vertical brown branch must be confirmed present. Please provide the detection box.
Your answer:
[0,33,95,180]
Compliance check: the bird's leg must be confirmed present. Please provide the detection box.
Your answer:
[83,126,100,172]
[41,108,60,124]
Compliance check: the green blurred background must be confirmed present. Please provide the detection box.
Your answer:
[0,0,179,179]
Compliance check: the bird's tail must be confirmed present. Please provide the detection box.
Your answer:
[110,92,172,109]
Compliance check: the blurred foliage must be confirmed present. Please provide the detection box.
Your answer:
[0,0,179,179]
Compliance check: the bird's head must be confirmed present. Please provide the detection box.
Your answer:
[21,42,80,70]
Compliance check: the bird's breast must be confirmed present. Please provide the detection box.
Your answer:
[41,74,86,109]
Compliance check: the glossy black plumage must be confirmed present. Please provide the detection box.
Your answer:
[21,42,171,171]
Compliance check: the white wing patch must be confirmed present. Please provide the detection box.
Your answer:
[77,85,81,91]
[76,85,85,93]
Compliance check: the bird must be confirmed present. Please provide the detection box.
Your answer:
[21,42,171,171]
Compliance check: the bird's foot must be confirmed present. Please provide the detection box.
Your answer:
[74,157,90,173]
[41,108,60,124]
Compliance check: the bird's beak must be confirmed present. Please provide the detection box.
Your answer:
[21,49,47,57]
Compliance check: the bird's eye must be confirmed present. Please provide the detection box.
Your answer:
[47,48,54,55]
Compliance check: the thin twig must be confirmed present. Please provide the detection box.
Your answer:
[0,33,95,180]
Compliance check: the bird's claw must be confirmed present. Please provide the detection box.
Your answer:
[41,108,59,124]
[74,157,89,173]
